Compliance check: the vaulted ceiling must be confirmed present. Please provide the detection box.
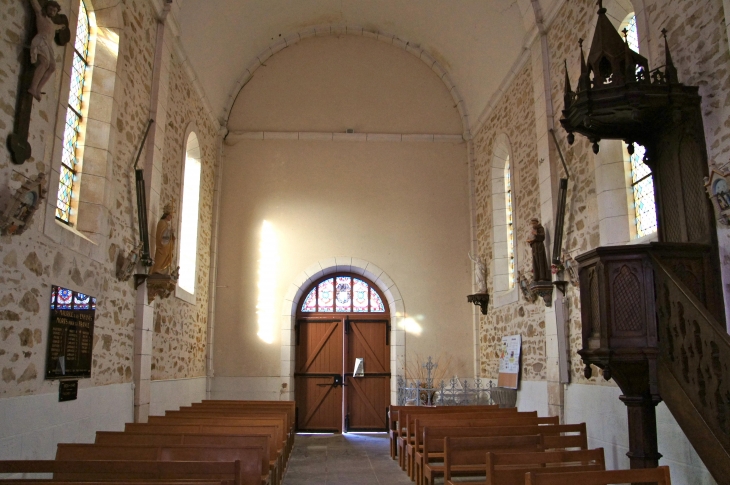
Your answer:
[178,0,559,132]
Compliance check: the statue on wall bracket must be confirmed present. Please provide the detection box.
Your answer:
[7,0,69,166]
[527,218,553,306]
[136,200,179,303]
[0,171,47,236]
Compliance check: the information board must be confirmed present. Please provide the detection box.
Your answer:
[497,334,521,389]
[45,286,96,379]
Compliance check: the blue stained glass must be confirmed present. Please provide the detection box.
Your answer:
[630,144,658,238]
[56,0,90,225]
[74,293,90,310]
[50,287,57,309]
[90,297,96,311]
[57,288,73,309]
[301,288,316,312]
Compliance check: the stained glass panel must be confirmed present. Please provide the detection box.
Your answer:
[626,15,639,53]
[504,157,515,288]
[630,144,658,238]
[353,278,369,312]
[301,287,317,312]
[90,297,97,311]
[370,288,385,312]
[57,288,73,310]
[74,293,90,310]
[56,1,90,225]
[50,287,57,309]
[335,276,352,312]
[317,278,334,312]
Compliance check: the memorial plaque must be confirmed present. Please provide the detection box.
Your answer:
[45,286,96,379]
[59,380,78,402]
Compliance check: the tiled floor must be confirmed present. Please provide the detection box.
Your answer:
[282,433,412,485]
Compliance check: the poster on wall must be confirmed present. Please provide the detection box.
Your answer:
[45,286,96,379]
[497,334,521,389]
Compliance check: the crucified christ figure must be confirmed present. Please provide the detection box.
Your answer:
[28,0,67,101]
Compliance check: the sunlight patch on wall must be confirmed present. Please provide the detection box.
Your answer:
[256,221,278,344]
[399,316,423,336]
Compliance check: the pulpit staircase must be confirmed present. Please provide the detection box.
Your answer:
[575,244,730,483]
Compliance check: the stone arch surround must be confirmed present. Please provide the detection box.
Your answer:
[221,24,472,140]
[281,257,405,404]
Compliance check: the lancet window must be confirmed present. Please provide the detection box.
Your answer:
[504,158,515,288]
[622,13,658,238]
[56,1,92,224]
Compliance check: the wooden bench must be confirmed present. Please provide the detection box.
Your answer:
[55,444,265,485]
[388,405,504,459]
[141,417,288,460]
[524,465,672,485]
[398,410,533,470]
[94,432,281,485]
[473,448,605,485]
[0,459,240,485]
[402,413,552,478]
[415,422,585,485]
[437,435,544,485]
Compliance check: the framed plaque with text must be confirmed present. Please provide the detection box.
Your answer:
[45,286,96,379]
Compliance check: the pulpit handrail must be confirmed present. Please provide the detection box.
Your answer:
[649,254,730,345]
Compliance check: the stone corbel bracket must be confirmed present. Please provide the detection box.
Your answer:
[145,272,178,304]
[467,293,490,315]
[529,281,554,307]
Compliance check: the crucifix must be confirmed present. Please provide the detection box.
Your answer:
[7,0,70,165]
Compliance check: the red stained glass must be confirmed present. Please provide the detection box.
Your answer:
[370,288,385,312]
[335,276,352,312]
[317,278,334,312]
[353,278,369,312]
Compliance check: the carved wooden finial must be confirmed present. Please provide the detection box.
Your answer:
[622,27,629,41]
[661,28,668,39]
[579,38,584,48]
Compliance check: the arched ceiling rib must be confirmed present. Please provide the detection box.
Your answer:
[178,0,528,132]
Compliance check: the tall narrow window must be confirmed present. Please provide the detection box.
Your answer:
[178,132,202,296]
[504,157,515,288]
[622,13,658,238]
[56,1,91,224]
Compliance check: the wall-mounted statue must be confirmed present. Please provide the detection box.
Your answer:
[0,172,47,236]
[7,0,69,165]
[468,251,487,293]
[150,201,176,275]
[527,218,550,282]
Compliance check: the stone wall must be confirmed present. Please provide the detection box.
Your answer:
[473,63,547,381]
[0,0,214,399]
[151,55,217,381]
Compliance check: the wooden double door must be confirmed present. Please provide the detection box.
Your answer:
[295,317,390,432]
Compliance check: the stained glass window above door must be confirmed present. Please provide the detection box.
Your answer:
[301,275,387,313]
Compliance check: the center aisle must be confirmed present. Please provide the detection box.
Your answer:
[282,433,411,485]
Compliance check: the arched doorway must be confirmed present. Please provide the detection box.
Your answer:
[295,273,391,433]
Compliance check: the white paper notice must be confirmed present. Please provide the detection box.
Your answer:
[497,335,521,389]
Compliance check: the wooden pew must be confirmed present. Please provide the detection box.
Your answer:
[94,432,281,485]
[476,448,605,485]
[0,481,228,485]
[189,402,295,446]
[0,459,240,485]
[398,410,529,470]
[388,405,504,459]
[55,444,265,485]
[402,413,552,477]
[415,423,585,485]
[438,435,544,485]
[141,417,288,461]
[524,465,672,485]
